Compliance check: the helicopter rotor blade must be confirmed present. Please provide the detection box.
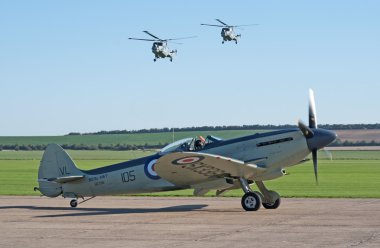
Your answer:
[143,31,162,40]
[165,36,197,41]
[215,19,229,26]
[128,38,157,42]
[233,24,259,28]
[167,41,183,45]
[201,24,225,27]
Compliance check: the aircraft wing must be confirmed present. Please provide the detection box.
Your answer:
[155,152,266,187]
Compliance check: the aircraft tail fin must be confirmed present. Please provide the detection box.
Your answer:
[36,144,84,197]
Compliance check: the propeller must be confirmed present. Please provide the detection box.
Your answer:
[308,89,319,184]
[297,89,337,185]
[297,119,314,138]
[309,89,317,129]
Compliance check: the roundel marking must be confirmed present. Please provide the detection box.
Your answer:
[172,156,205,165]
[144,158,160,180]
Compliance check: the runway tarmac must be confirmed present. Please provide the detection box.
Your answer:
[0,196,379,248]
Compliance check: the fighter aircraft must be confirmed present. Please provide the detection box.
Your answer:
[34,89,337,211]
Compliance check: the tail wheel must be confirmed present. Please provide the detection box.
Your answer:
[241,192,261,211]
[70,199,78,208]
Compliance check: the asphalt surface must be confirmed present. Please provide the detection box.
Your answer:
[0,196,379,248]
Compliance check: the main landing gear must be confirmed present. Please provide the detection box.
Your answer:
[239,178,281,211]
[69,196,96,208]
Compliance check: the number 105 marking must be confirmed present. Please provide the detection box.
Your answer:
[121,170,136,183]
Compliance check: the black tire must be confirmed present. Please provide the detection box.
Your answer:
[70,199,78,208]
[241,192,261,211]
[262,198,281,209]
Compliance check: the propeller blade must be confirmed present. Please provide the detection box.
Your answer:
[143,31,161,40]
[298,119,314,138]
[201,24,225,27]
[128,38,157,42]
[215,19,229,26]
[312,150,318,185]
[309,89,317,128]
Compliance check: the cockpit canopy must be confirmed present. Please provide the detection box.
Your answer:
[159,135,223,155]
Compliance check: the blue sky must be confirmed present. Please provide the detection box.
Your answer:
[1,1,379,135]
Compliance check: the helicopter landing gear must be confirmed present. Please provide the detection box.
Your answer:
[170,58,173,62]
[235,40,238,44]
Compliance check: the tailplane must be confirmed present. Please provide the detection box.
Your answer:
[36,144,84,197]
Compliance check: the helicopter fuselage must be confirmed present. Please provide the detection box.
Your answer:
[152,42,176,61]
[221,27,241,43]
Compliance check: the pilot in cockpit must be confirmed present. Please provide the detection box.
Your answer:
[194,136,206,150]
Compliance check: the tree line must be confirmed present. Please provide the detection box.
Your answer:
[0,143,165,151]
[67,123,380,136]
[1,139,380,151]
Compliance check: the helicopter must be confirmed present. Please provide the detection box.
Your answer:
[129,31,196,62]
[201,19,258,44]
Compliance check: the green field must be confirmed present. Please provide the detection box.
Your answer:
[0,150,379,198]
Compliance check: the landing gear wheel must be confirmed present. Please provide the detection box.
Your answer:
[70,199,78,208]
[241,192,261,211]
[153,58,157,62]
[170,58,173,62]
[222,41,224,44]
[263,198,281,209]
[235,40,238,44]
